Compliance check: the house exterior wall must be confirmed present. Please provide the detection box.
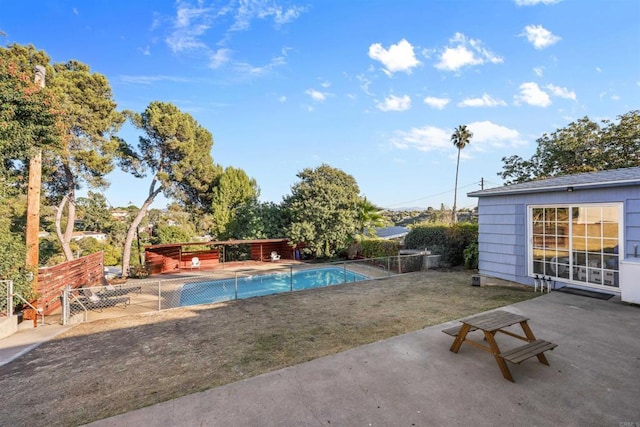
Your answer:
[476,186,640,288]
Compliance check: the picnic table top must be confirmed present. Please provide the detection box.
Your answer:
[460,310,529,332]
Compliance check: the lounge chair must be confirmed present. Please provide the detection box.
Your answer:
[70,288,130,312]
[190,257,201,269]
[100,283,142,297]
[270,251,281,262]
[99,276,142,297]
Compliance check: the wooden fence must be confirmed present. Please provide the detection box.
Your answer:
[250,241,294,261]
[36,251,105,315]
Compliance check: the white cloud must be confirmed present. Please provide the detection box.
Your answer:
[514,0,561,5]
[72,7,79,15]
[596,67,602,73]
[520,25,561,49]
[166,3,213,52]
[357,74,374,96]
[231,2,306,31]
[306,89,328,102]
[435,33,503,72]
[164,1,304,77]
[514,82,551,107]
[277,95,287,103]
[392,126,451,152]
[423,96,450,110]
[368,39,421,75]
[546,84,576,100]
[392,121,525,153]
[467,121,526,148]
[458,93,507,107]
[377,95,412,112]
[139,46,151,56]
[234,54,287,76]
[209,48,232,69]
[533,66,544,77]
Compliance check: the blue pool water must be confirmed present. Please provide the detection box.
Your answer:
[179,267,369,307]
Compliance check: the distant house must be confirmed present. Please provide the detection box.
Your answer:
[110,210,129,221]
[468,167,640,304]
[71,231,107,242]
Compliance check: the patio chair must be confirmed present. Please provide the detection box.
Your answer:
[270,251,281,262]
[190,257,201,269]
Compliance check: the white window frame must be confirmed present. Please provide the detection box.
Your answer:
[527,203,624,291]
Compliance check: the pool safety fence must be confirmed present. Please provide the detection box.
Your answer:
[61,254,425,325]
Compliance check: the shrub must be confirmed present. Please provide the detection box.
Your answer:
[404,222,478,266]
[128,265,150,279]
[404,224,448,255]
[360,239,399,258]
[463,241,479,270]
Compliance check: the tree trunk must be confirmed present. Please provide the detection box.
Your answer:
[54,193,76,261]
[452,148,461,223]
[121,178,162,278]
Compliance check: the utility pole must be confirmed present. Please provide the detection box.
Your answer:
[25,65,46,292]
[480,177,484,190]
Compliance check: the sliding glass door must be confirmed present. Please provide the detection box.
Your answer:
[529,204,621,289]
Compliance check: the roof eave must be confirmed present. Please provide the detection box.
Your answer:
[468,179,640,198]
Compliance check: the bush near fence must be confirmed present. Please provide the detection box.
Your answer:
[404,223,478,267]
[360,239,399,258]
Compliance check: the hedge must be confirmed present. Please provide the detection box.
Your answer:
[404,223,478,266]
[359,239,399,258]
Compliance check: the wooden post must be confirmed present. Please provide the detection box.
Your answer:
[25,151,42,276]
[25,65,46,294]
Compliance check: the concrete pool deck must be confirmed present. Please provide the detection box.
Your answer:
[87,291,640,426]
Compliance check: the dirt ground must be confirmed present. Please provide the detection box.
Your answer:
[0,269,538,426]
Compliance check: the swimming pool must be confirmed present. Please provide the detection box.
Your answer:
[179,267,369,307]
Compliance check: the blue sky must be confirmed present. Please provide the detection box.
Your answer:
[2,0,639,211]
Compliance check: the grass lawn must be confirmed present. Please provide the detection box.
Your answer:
[0,269,538,426]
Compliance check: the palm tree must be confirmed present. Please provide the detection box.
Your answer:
[356,197,389,239]
[451,125,473,223]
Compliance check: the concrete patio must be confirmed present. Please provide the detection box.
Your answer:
[87,291,640,426]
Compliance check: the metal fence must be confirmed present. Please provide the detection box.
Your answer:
[1,280,11,318]
[61,254,426,325]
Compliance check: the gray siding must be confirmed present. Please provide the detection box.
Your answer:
[475,185,640,287]
[626,198,640,258]
[477,196,526,284]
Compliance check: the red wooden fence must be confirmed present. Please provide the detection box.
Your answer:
[144,239,298,274]
[36,251,105,315]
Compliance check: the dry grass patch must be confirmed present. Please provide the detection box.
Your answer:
[0,269,538,426]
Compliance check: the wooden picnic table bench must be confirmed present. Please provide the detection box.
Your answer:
[443,309,557,382]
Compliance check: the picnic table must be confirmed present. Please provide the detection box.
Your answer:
[443,310,557,382]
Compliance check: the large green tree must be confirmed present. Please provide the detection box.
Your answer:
[0,45,62,185]
[451,125,473,223]
[211,166,259,239]
[1,43,124,261]
[119,101,219,276]
[227,201,287,240]
[284,164,360,258]
[0,44,65,296]
[500,111,640,184]
[75,191,113,233]
[46,59,124,260]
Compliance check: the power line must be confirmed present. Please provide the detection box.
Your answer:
[385,181,482,208]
